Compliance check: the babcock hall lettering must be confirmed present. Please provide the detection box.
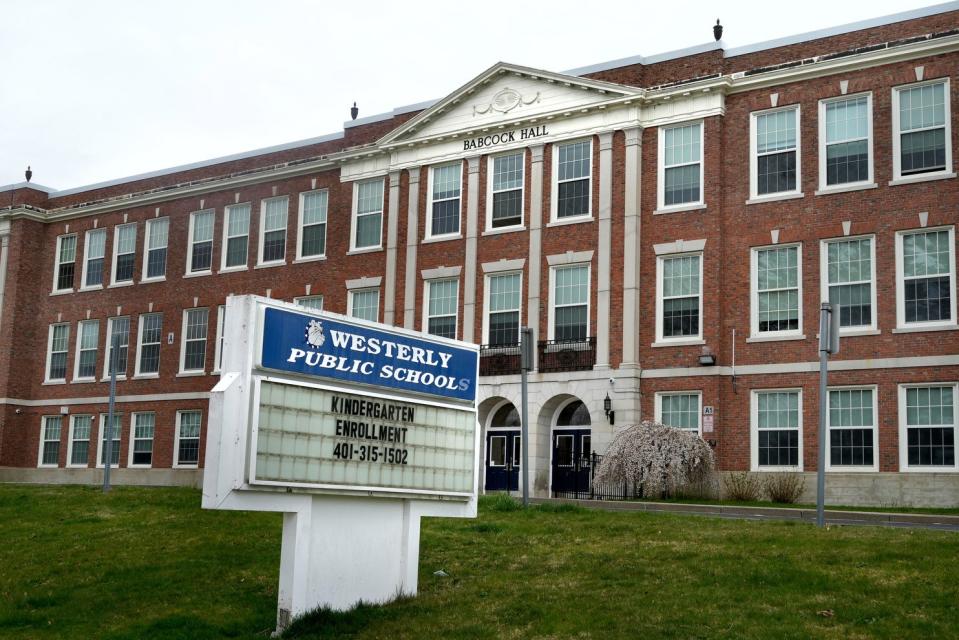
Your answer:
[463,125,549,151]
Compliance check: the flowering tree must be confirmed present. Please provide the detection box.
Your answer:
[593,421,716,498]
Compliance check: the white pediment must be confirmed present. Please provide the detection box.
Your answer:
[379,63,641,146]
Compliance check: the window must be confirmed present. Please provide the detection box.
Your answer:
[551,265,589,341]
[214,305,226,373]
[294,295,324,311]
[751,106,800,198]
[819,94,872,188]
[656,254,702,341]
[752,244,802,337]
[489,152,524,229]
[425,279,458,339]
[428,164,461,237]
[900,384,957,471]
[658,121,703,208]
[111,223,137,284]
[656,392,701,433]
[187,209,214,273]
[135,312,162,376]
[297,190,328,259]
[821,236,876,332]
[38,416,61,467]
[486,273,521,346]
[827,387,877,471]
[74,319,99,381]
[259,197,288,264]
[180,308,209,373]
[348,289,379,323]
[46,323,70,382]
[893,79,952,180]
[554,140,591,219]
[68,415,92,467]
[222,203,250,269]
[752,389,802,470]
[53,234,77,292]
[352,179,384,250]
[143,217,168,280]
[103,316,130,379]
[97,413,122,467]
[129,412,155,467]
[82,229,106,288]
[896,227,956,328]
[175,410,202,467]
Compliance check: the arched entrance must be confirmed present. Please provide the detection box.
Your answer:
[484,401,522,492]
[551,399,592,497]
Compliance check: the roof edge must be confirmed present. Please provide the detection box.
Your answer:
[0,182,57,194]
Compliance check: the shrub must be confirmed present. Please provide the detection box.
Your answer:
[593,421,717,499]
[763,473,805,504]
[723,472,762,502]
[480,493,522,512]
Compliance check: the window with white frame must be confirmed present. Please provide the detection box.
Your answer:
[214,305,225,373]
[753,389,802,470]
[144,217,168,280]
[752,245,801,336]
[82,229,106,288]
[135,312,162,376]
[352,179,384,250]
[53,234,77,292]
[555,140,591,219]
[659,122,703,208]
[187,209,214,273]
[46,323,70,382]
[428,164,461,237]
[656,392,701,433]
[103,316,130,378]
[298,190,328,259]
[68,415,92,467]
[751,106,800,198]
[896,227,956,328]
[222,203,250,269]
[175,410,202,466]
[827,387,877,470]
[98,413,122,467]
[900,384,957,470]
[490,152,524,228]
[129,412,155,467]
[822,236,875,331]
[74,319,99,381]
[112,223,137,284]
[425,279,458,339]
[180,308,209,373]
[820,94,872,188]
[486,273,521,346]
[294,295,324,311]
[552,264,589,341]
[348,289,379,323]
[39,416,61,466]
[657,254,701,341]
[259,197,288,264]
[893,79,952,180]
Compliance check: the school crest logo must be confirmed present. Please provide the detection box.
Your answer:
[305,319,326,349]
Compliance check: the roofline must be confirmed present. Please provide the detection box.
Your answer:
[0,182,57,194]
[564,41,724,76]
[343,98,438,129]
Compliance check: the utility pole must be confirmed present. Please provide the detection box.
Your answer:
[520,327,533,507]
[103,331,120,493]
[817,302,840,527]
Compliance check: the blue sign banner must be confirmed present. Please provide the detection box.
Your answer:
[259,307,478,403]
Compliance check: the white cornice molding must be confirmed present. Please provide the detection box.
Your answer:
[653,238,707,255]
[421,265,462,280]
[345,276,383,290]
[546,250,595,266]
[482,258,526,273]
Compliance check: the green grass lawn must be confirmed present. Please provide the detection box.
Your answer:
[1,486,957,639]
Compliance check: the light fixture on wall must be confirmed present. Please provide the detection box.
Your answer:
[698,346,716,366]
[604,393,615,425]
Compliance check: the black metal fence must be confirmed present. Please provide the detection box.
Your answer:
[551,452,645,501]
[479,343,522,376]
[538,337,596,373]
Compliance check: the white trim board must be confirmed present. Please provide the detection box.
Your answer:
[0,392,211,407]
[639,355,959,378]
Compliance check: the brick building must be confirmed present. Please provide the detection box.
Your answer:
[1,4,957,505]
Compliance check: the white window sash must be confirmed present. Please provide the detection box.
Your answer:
[750,243,803,339]
[141,218,168,282]
[897,383,959,472]
[550,138,592,222]
[657,120,704,211]
[81,229,106,289]
[221,203,251,271]
[482,272,523,345]
[127,412,155,468]
[110,223,137,285]
[45,323,69,383]
[350,179,385,251]
[750,388,804,472]
[894,225,957,330]
[749,105,802,199]
[186,210,215,274]
[347,288,380,322]
[66,415,93,468]
[423,279,460,339]
[486,152,526,231]
[818,235,878,334]
[547,264,591,341]
[213,305,225,374]
[426,163,462,238]
[257,197,289,265]
[134,313,162,377]
[174,410,202,468]
[102,317,130,380]
[825,385,879,472]
[296,190,329,260]
[654,391,703,435]
[73,319,99,381]
[655,253,703,343]
[37,416,62,467]
[52,234,77,292]
[95,413,123,469]
[817,93,874,190]
[179,308,209,374]
[891,78,953,181]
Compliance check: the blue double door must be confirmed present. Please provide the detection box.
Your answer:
[485,430,521,492]
[551,429,592,495]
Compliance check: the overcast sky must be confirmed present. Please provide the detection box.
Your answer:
[0,0,941,190]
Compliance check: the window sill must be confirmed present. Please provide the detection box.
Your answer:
[892,324,959,334]
[293,255,327,265]
[745,192,804,205]
[889,171,956,187]
[751,466,804,473]
[218,266,248,274]
[814,182,877,196]
[78,285,104,293]
[899,466,959,473]
[650,338,706,348]
[42,380,67,386]
[128,464,153,470]
[99,376,128,382]
[70,378,97,384]
[422,234,462,244]
[346,247,383,256]
[546,216,594,228]
[176,371,207,377]
[50,289,74,296]
[108,282,135,289]
[37,464,59,469]
[139,277,166,285]
[654,203,707,215]
[826,466,879,473]
[254,261,287,270]
[746,334,806,343]
[482,225,526,236]
[173,464,199,470]
[839,328,881,338]
[132,374,160,380]
[183,271,212,279]
[66,464,89,469]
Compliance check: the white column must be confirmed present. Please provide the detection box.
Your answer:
[595,132,614,369]
[622,127,642,368]
[526,145,545,368]
[0,233,9,336]
[463,157,481,343]
[384,171,401,325]
[403,168,421,329]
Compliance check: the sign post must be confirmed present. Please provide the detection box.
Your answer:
[817,302,840,528]
[203,296,480,633]
[102,331,119,493]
